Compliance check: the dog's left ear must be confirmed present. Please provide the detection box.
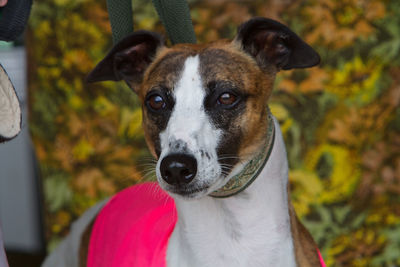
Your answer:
[234,17,320,71]
[86,30,164,92]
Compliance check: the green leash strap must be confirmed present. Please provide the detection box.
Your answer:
[107,0,196,44]
[152,0,197,44]
[106,0,134,44]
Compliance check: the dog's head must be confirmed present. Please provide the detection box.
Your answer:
[87,18,319,199]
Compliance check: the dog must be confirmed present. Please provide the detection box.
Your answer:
[42,17,323,267]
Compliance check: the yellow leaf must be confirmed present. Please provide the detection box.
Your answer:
[73,138,94,161]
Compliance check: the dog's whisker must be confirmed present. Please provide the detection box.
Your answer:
[141,172,156,179]
[136,161,157,165]
[140,166,157,172]
[218,156,241,160]
[139,171,157,179]
[136,156,157,161]
[220,165,234,170]
[220,163,234,167]
[142,171,157,182]
[135,162,157,168]
[143,170,156,177]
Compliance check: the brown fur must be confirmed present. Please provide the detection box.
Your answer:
[288,187,322,267]
[198,43,275,160]
[79,220,94,267]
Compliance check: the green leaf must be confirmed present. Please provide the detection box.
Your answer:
[44,172,73,212]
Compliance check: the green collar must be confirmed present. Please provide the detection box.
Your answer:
[209,110,275,198]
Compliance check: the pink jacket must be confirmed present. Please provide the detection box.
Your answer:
[87,182,326,267]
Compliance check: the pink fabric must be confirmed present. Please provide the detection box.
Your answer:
[318,250,327,267]
[87,182,177,267]
[87,182,326,267]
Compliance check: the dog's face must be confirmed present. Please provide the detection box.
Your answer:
[141,44,274,198]
[87,18,319,199]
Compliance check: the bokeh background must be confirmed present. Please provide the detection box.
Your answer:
[26,0,400,266]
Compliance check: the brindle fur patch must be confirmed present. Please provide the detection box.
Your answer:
[199,43,276,167]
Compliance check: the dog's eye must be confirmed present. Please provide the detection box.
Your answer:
[147,94,166,111]
[217,92,237,106]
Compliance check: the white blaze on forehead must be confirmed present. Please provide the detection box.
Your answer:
[161,55,212,149]
[170,55,206,142]
[158,55,222,189]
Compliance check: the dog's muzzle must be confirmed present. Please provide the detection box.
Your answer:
[160,153,197,185]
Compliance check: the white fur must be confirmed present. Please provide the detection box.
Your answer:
[157,56,223,196]
[166,117,296,267]
[158,56,296,267]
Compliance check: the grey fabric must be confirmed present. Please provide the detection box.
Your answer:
[41,199,108,267]
[0,226,9,267]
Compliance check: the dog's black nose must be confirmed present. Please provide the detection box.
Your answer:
[160,154,197,185]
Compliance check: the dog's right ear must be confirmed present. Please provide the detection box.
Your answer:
[234,17,320,71]
[86,31,164,92]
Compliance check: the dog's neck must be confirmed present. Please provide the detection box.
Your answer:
[166,116,296,267]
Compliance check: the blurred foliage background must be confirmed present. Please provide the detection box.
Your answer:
[27,0,400,266]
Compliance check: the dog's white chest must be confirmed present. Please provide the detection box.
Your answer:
[166,118,297,267]
[166,198,297,267]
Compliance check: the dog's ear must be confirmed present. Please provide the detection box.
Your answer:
[234,17,320,71]
[86,30,164,91]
